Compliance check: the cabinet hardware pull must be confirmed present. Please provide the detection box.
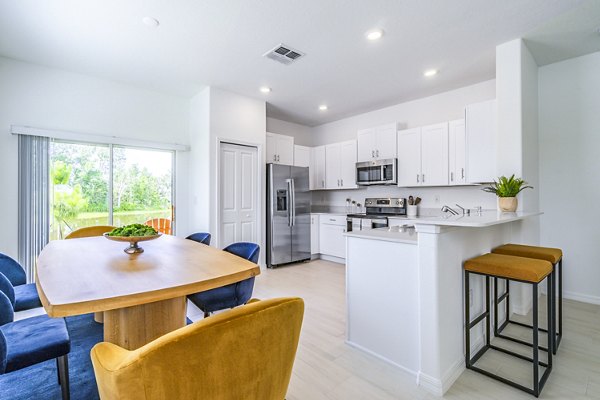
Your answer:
[422,174,425,182]
[450,172,454,182]
[273,155,276,161]
[461,168,465,179]
[330,219,336,222]
[341,179,343,186]
[277,155,280,162]
[417,174,420,183]
[322,180,325,188]
[376,150,379,157]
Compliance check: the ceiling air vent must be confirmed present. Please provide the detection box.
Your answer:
[263,44,305,65]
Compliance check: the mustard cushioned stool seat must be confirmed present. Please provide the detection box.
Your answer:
[492,243,563,353]
[464,253,553,398]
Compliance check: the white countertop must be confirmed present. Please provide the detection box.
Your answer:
[344,225,418,244]
[388,210,542,227]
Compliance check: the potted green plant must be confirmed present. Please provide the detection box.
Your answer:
[482,175,533,212]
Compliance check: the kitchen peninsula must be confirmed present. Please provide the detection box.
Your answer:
[344,211,542,396]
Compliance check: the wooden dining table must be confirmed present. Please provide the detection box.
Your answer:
[36,234,260,350]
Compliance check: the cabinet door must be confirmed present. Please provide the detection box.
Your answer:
[340,140,357,189]
[448,119,466,185]
[266,134,277,163]
[276,135,295,165]
[357,128,376,162]
[325,143,341,189]
[319,222,346,259]
[376,124,397,160]
[312,146,326,190]
[310,214,320,254]
[294,145,310,167]
[421,123,449,186]
[466,99,497,183]
[397,128,422,187]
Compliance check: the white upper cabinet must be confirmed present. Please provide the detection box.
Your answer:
[397,124,448,187]
[325,140,357,189]
[266,132,294,165]
[310,145,326,190]
[357,123,397,162]
[397,128,421,187]
[376,124,398,160]
[421,123,449,186]
[340,140,357,189]
[325,144,341,189]
[448,119,466,185]
[465,99,497,183]
[357,128,376,162]
[294,145,310,167]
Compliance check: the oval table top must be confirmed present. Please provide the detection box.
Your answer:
[36,235,261,317]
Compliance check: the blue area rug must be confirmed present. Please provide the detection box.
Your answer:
[0,314,102,400]
[0,314,194,399]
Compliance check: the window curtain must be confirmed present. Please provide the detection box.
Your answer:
[18,134,50,283]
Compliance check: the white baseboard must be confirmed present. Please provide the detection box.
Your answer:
[417,357,465,397]
[564,290,600,305]
[344,340,417,377]
[318,254,345,264]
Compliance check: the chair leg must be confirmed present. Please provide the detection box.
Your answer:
[56,358,61,385]
[203,311,211,318]
[57,355,70,400]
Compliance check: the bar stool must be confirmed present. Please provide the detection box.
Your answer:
[492,244,563,354]
[464,253,553,397]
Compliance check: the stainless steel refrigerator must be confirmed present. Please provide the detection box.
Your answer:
[266,164,311,268]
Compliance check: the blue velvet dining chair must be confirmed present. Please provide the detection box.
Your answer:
[0,253,42,312]
[188,242,259,318]
[186,232,212,246]
[0,273,71,400]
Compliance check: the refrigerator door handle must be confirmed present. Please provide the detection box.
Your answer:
[290,178,296,226]
[286,179,293,227]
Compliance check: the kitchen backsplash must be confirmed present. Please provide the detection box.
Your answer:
[311,184,498,210]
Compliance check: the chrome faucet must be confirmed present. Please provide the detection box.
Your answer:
[455,203,470,216]
[441,205,459,215]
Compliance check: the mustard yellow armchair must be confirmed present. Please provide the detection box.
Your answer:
[91,297,304,400]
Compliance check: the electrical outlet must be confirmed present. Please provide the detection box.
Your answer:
[434,194,440,203]
[469,289,474,306]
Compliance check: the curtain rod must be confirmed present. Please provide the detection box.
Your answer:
[10,125,190,152]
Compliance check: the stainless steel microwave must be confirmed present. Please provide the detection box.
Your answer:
[356,158,397,185]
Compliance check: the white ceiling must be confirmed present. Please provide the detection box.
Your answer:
[0,0,594,126]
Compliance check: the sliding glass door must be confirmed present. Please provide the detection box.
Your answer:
[49,141,174,239]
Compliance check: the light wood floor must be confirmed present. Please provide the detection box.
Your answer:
[192,259,600,399]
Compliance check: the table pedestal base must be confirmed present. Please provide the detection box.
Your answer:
[94,312,104,323]
[103,297,187,350]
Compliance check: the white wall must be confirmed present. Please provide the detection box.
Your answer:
[309,80,498,210]
[0,57,191,259]
[266,117,312,146]
[188,88,211,236]
[539,51,600,304]
[187,87,267,263]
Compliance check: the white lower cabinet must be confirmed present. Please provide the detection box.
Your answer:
[319,215,346,259]
[310,214,320,255]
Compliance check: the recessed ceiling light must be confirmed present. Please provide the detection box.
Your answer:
[142,17,160,28]
[423,69,438,77]
[319,105,328,111]
[260,86,271,93]
[366,29,384,41]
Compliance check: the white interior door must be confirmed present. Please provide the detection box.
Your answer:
[219,142,258,248]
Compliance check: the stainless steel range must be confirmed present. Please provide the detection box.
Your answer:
[346,197,406,232]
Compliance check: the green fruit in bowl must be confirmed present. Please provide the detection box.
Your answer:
[107,224,158,237]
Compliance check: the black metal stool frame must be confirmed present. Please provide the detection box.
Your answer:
[465,269,553,397]
[494,258,562,354]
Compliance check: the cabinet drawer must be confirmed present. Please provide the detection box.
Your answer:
[319,215,347,226]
